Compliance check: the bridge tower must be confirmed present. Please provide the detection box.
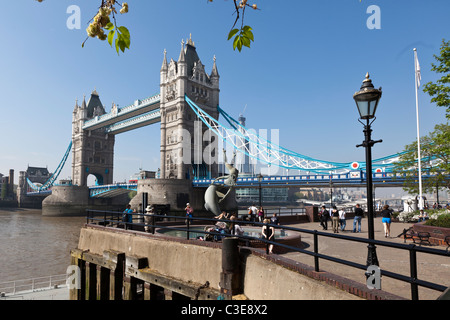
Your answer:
[71,90,115,187]
[159,35,220,180]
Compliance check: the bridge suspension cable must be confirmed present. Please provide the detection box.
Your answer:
[185,95,406,174]
[27,141,73,192]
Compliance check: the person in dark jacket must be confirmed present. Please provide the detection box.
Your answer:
[353,204,364,233]
[380,204,393,238]
[319,205,329,230]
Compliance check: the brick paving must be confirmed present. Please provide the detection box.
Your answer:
[278,217,450,300]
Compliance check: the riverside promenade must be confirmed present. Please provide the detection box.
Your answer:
[280,216,450,300]
[2,217,448,301]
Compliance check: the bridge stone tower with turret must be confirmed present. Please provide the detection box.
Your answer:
[159,35,220,180]
[71,90,115,187]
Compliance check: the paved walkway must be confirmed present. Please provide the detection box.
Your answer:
[1,286,69,300]
[4,217,448,301]
[279,217,450,300]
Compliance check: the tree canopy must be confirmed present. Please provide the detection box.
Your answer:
[423,39,450,120]
[393,123,450,195]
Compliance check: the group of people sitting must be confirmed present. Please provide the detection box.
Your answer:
[199,210,279,253]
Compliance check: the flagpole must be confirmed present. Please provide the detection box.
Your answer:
[414,48,423,210]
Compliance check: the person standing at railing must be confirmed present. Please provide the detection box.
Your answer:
[144,205,155,233]
[247,204,258,222]
[353,204,364,233]
[257,206,265,222]
[185,203,193,225]
[122,204,133,229]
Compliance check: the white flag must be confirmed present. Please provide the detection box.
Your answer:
[415,50,421,87]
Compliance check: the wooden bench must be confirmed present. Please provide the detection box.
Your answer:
[403,228,431,246]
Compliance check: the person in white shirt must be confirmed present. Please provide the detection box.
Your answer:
[248,204,258,222]
[339,208,346,231]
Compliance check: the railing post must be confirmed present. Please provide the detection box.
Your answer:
[151,215,155,235]
[265,222,269,255]
[186,216,190,241]
[314,231,319,272]
[409,244,419,300]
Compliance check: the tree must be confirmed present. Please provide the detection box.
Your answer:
[423,39,450,119]
[36,0,260,54]
[393,123,450,196]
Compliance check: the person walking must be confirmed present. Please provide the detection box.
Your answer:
[380,204,393,238]
[339,207,346,231]
[331,206,340,233]
[353,204,364,233]
[319,205,329,230]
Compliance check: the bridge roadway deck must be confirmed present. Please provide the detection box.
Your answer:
[279,217,450,300]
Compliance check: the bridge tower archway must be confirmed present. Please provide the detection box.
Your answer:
[159,35,220,180]
[71,90,115,187]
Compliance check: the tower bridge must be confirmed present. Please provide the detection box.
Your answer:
[18,35,427,216]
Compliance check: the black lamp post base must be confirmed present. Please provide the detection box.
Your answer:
[366,244,379,267]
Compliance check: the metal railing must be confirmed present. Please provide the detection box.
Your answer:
[86,210,450,300]
[0,274,67,297]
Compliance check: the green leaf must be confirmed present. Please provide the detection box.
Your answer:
[233,35,240,50]
[118,26,130,38]
[236,37,243,52]
[244,29,254,41]
[115,38,120,54]
[228,28,239,40]
[108,30,115,47]
[241,36,250,48]
[105,22,114,31]
[117,33,126,52]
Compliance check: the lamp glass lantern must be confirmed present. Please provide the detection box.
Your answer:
[353,73,382,120]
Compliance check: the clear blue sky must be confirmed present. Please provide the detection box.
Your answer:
[0,0,448,186]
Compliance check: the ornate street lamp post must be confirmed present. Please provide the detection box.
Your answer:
[353,73,382,267]
[257,173,263,208]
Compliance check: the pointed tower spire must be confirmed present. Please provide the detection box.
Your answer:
[161,49,168,71]
[178,39,185,62]
[211,55,219,77]
[73,98,79,113]
[178,39,187,77]
[81,95,87,109]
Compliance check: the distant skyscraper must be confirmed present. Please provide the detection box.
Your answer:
[236,114,253,175]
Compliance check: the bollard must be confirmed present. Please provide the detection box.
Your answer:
[220,237,241,299]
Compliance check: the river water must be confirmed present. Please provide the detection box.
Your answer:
[0,208,85,283]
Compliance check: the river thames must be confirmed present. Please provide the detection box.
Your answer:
[0,208,85,283]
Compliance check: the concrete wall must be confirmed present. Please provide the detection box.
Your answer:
[75,225,377,300]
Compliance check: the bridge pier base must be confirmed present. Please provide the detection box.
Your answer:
[42,185,128,216]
